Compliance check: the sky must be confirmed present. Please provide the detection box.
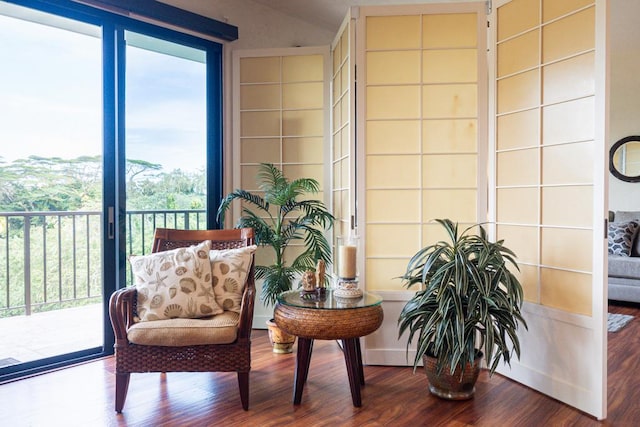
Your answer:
[0,7,206,174]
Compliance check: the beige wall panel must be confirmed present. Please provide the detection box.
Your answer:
[333,101,342,129]
[423,84,477,118]
[367,190,421,223]
[240,165,262,190]
[496,224,539,265]
[367,121,421,155]
[282,164,323,186]
[422,222,457,246]
[366,15,421,50]
[240,56,280,83]
[340,126,350,159]
[541,186,592,227]
[340,31,348,62]
[543,52,595,105]
[255,246,276,268]
[366,258,411,291]
[422,13,477,48]
[497,148,538,186]
[423,154,477,188]
[332,43,340,74]
[333,132,341,160]
[341,96,349,126]
[366,155,420,188]
[366,224,421,257]
[542,97,594,145]
[340,157,349,186]
[423,50,477,83]
[282,55,323,82]
[423,119,477,153]
[333,161,342,188]
[341,62,349,94]
[496,187,539,224]
[283,137,323,163]
[332,192,342,220]
[422,189,477,223]
[240,84,280,110]
[540,268,592,315]
[333,73,342,100]
[240,111,280,137]
[542,142,593,185]
[241,138,280,164]
[367,51,421,85]
[283,82,323,109]
[541,227,592,272]
[497,70,539,114]
[497,0,540,42]
[497,109,539,150]
[282,110,323,136]
[367,86,420,120]
[283,244,305,265]
[543,0,594,23]
[516,264,540,303]
[542,7,595,63]
[497,29,539,77]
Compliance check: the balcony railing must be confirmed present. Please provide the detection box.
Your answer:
[0,209,206,317]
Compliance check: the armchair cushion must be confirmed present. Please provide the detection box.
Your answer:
[127,311,239,346]
[210,245,257,313]
[130,240,223,321]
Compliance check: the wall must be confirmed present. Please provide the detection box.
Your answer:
[609,1,640,211]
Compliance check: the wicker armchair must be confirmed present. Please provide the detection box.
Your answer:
[109,227,255,412]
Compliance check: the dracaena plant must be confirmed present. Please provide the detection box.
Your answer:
[217,163,334,308]
[398,219,528,376]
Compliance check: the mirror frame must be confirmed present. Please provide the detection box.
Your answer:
[610,135,640,182]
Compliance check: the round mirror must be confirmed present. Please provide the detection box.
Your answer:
[610,136,640,182]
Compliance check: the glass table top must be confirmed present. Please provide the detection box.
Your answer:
[276,289,382,310]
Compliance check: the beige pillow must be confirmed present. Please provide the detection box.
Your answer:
[130,240,223,321]
[210,245,257,313]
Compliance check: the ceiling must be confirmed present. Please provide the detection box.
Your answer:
[249,0,466,32]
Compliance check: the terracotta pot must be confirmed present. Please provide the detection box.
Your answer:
[423,351,482,400]
[266,319,296,354]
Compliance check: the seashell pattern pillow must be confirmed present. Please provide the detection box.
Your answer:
[130,240,223,321]
[209,245,257,313]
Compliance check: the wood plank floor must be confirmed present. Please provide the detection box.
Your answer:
[0,302,638,426]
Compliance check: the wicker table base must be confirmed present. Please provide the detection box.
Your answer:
[274,291,383,407]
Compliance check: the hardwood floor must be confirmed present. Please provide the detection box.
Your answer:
[0,302,638,426]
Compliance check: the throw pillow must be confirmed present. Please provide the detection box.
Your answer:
[130,240,223,321]
[614,211,640,256]
[608,221,640,257]
[210,245,257,313]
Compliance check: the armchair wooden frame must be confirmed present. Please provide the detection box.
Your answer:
[109,227,255,412]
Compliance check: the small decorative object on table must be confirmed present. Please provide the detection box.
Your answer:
[335,235,363,298]
[300,260,327,301]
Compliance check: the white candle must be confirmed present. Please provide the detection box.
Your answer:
[339,244,357,279]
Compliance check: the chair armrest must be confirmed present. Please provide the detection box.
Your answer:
[109,288,137,345]
[237,259,256,340]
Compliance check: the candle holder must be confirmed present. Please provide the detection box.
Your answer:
[335,235,362,298]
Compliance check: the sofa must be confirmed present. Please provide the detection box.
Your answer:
[608,210,640,303]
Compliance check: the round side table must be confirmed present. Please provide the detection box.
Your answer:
[274,289,383,407]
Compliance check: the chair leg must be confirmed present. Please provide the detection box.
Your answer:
[115,372,131,413]
[237,372,249,411]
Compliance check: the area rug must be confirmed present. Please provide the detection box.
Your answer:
[0,357,21,368]
[608,313,634,332]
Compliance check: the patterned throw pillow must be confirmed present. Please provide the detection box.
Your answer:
[210,245,257,313]
[130,240,223,321]
[608,221,640,256]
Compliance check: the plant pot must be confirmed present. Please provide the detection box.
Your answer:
[266,318,296,354]
[423,351,482,400]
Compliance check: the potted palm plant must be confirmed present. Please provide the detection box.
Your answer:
[217,163,334,353]
[398,219,527,399]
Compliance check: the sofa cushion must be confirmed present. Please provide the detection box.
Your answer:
[608,221,640,256]
[210,245,257,313]
[608,255,640,279]
[127,311,239,346]
[130,240,223,321]
[614,211,640,256]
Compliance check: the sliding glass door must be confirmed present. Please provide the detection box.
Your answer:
[0,0,223,381]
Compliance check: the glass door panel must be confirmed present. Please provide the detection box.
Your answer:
[124,31,208,256]
[0,3,103,368]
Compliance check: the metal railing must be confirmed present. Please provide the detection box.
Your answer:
[0,209,205,317]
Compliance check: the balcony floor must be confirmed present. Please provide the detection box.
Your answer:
[0,304,103,367]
